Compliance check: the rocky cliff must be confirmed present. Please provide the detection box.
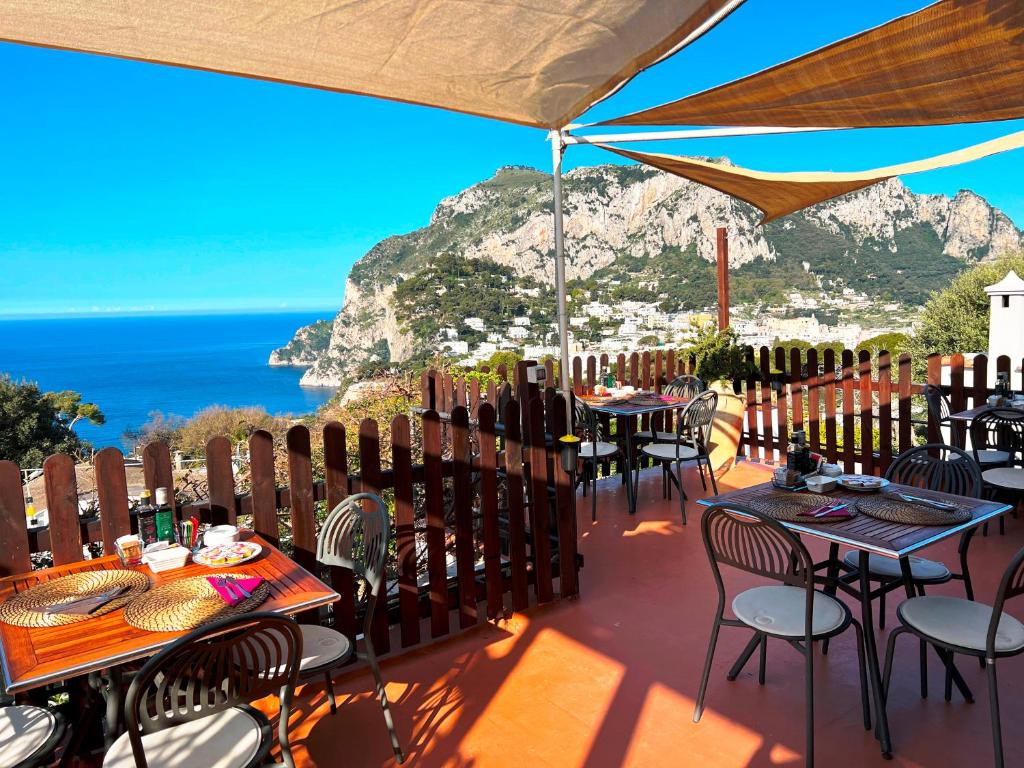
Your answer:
[276,163,1023,387]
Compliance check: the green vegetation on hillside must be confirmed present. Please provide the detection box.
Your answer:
[0,376,104,466]
[273,319,333,363]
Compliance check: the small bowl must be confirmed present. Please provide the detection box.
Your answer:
[204,525,239,548]
[821,463,843,478]
[805,475,837,493]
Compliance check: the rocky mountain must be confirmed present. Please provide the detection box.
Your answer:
[274,163,1023,387]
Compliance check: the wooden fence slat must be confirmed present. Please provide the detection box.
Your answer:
[452,407,477,629]
[526,397,554,604]
[285,426,317,575]
[248,430,279,547]
[142,442,174,521]
[806,348,820,455]
[551,394,578,599]
[391,415,419,647]
[43,454,82,566]
[358,419,390,653]
[824,349,838,464]
[841,350,856,472]
[587,355,597,393]
[629,353,639,387]
[503,401,529,611]
[858,350,874,475]
[572,357,583,395]
[898,354,913,453]
[744,348,760,461]
[654,350,663,393]
[478,404,502,620]
[789,348,804,437]
[422,410,449,638]
[927,354,942,444]
[206,436,235,525]
[759,347,775,462]
[469,380,481,418]
[775,347,789,454]
[322,421,355,643]
[949,353,966,448]
[95,447,131,552]
[0,460,31,575]
[972,354,989,411]
[878,352,893,471]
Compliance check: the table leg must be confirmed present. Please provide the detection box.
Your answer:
[624,416,637,515]
[820,544,840,656]
[859,550,893,757]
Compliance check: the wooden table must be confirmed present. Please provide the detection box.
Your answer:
[582,393,689,515]
[699,482,1011,759]
[0,533,339,695]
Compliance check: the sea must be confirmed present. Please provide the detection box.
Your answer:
[0,312,338,450]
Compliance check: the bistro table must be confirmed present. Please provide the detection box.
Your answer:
[581,392,689,515]
[699,482,1011,758]
[0,532,339,749]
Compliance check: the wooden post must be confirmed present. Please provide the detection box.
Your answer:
[716,227,730,330]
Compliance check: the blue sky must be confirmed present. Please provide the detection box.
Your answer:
[2,0,1022,318]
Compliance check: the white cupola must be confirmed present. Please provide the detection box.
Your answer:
[985,270,1024,385]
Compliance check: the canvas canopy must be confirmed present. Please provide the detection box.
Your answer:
[597,131,1024,223]
[0,0,741,129]
[599,0,1024,128]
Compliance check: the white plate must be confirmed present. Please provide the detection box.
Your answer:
[193,541,262,568]
[838,475,889,492]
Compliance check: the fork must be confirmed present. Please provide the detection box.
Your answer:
[891,492,957,511]
[224,576,251,599]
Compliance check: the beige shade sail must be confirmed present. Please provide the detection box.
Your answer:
[0,0,742,130]
[597,131,1024,223]
[600,0,1024,128]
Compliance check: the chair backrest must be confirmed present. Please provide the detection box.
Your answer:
[924,384,951,425]
[665,375,705,400]
[970,407,1024,464]
[987,544,1024,656]
[701,503,816,635]
[317,492,390,641]
[124,612,302,768]
[678,389,718,447]
[884,444,983,498]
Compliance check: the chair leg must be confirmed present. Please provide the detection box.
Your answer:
[851,620,872,731]
[987,660,1004,768]
[677,463,687,525]
[878,586,886,630]
[882,626,908,703]
[920,640,929,699]
[591,468,598,523]
[697,460,708,491]
[694,617,723,723]
[707,457,719,495]
[804,640,815,768]
[758,634,767,686]
[325,670,337,714]
[728,632,762,681]
[366,644,405,764]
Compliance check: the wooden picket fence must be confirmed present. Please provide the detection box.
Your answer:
[0,396,579,660]
[424,348,1024,478]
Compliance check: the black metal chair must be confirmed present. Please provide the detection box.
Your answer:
[884,543,1024,768]
[300,492,404,763]
[972,408,1024,535]
[0,703,66,768]
[694,503,871,768]
[104,612,302,768]
[636,389,718,524]
[572,397,620,521]
[632,375,705,446]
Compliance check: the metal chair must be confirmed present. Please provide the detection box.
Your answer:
[694,503,871,768]
[972,408,1024,535]
[0,703,66,768]
[632,375,705,445]
[104,612,302,768]
[573,397,620,521]
[635,390,717,523]
[884,543,1024,768]
[305,492,404,763]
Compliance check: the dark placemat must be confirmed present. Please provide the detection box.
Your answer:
[123,573,269,632]
[745,491,856,524]
[856,495,973,526]
[0,570,150,628]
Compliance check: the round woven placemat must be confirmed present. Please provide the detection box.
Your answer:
[0,569,150,628]
[123,573,269,632]
[745,492,854,524]
[855,495,972,526]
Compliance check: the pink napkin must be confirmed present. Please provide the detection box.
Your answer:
[798,503,852,520]
[206,576,263,606]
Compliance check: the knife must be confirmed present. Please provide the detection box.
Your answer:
[893,493,957,511]
[43,585,130,615]
[224,576,252,599]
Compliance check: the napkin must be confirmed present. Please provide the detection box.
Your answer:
[798,503,852,520]
[207,576,263,606]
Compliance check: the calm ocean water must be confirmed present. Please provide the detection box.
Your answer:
[0,312,337,450]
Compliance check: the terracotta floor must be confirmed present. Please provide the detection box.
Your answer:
[279,462,1024,767]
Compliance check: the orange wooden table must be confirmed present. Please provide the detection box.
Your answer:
[0,534,339,694]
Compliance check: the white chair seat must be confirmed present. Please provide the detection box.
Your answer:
[898,595,1024,653]
[104,707,263,768]
[843,551,951,582]
[578,441,618,460]
[732,585,846,637]
[975,449,1010,465]
[641,443,699,462]
[0,705,58,768]
[983,467,1024,490]
[298,624,353,671]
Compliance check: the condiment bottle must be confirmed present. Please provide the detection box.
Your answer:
[137,489,158,546]
[154,487,175,543]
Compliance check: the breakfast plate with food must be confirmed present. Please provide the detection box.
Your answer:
[193,541,262,568]
[837,474,889,492]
